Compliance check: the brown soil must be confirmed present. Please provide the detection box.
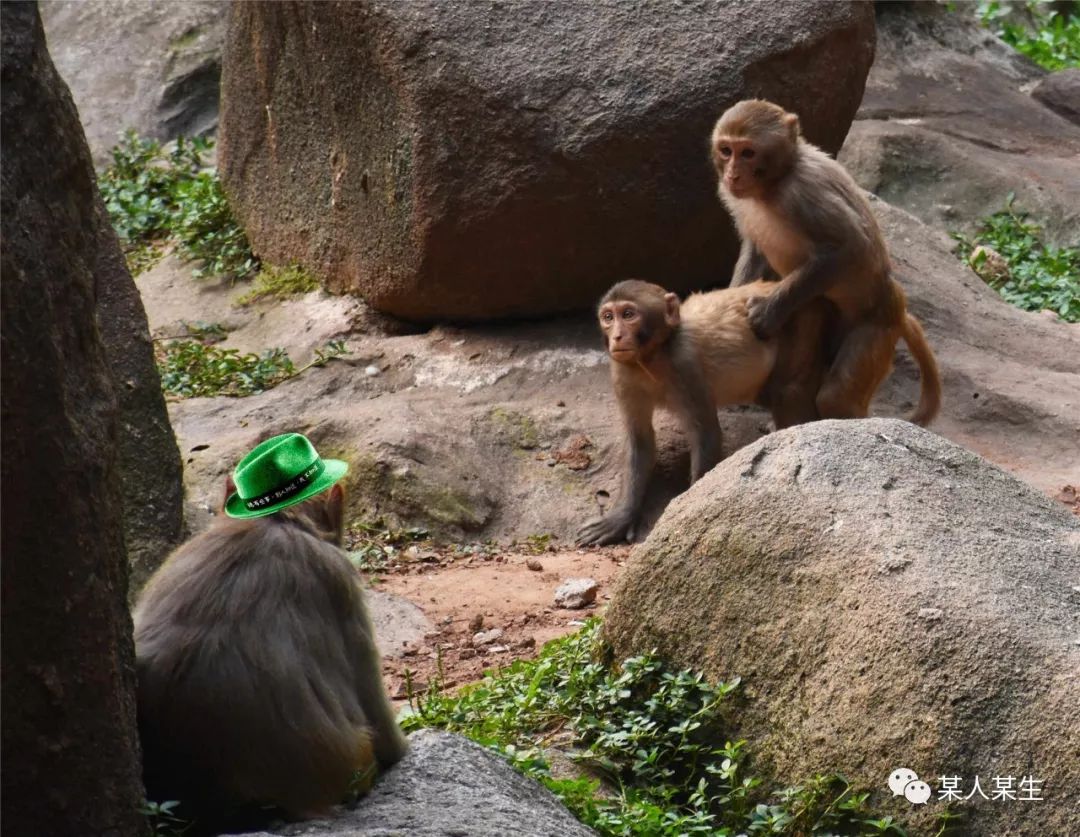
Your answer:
[373,545,630,705]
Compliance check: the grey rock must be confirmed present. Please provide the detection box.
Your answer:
[839,3,1080,245]
[237,729,596,836]
[41,0,227,166]
[1,4,143,832]
[604,418,1080,836]
[554,578,599,609]
[1031,68,1080,126]
[220,0,874,321]
[473,628,505,646]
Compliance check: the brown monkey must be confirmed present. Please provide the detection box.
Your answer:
[135,433,407,832]
[576,279,829,546]
[711,99,941,425]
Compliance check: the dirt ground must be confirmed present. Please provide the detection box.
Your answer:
[370,543,630,705]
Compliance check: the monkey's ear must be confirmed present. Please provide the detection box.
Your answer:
[222,475,237,514]
[784,112,800,140]
[663,293,681,327]
[325,483,345,534]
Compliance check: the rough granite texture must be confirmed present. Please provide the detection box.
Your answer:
[220,0,875,321]
[1,3,143,833]
[604,418,1080,836]
[231,729,597,837]
[40,0,227,165]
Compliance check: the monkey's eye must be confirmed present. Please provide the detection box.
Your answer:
[622,308,636,319]
[741,148,756,159]
[601,311,614,322]
[719,146,732,158]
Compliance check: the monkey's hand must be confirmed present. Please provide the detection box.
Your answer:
[745,295,783,340]
[575,511,634,547]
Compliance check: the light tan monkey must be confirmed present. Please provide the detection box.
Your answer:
[576,279,829,546]
[135,434,407,832]
[711,99,941,425]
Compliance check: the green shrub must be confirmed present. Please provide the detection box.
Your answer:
[405,621,908,837]
[977,1,1080,70]
[99,130,256,280]
[156,338,347,399]
[953,198,1080,321]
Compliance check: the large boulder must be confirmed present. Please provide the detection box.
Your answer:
[604,418,1080,835]
[219,1,875,322]
[839,3,1080,245]
[1,3,144,833]
[1031,68,1080,126]
[237,729,597,837]
[40,0,227,166]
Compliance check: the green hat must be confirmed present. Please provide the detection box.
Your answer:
[224,433,348,519]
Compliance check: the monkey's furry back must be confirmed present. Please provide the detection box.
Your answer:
[134,516,375,812]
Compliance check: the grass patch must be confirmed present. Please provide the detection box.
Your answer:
[99,130,257,280]
[952,197,1080,321]
[404,621,908,836]
[155,338,348,399]
[235,264,321,306]
[977,1,1080,70]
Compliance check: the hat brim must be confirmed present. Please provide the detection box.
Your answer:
[224,459,348,519]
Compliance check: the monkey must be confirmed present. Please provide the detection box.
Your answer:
[576,278,831,546]
[711,99,941,426]
[134,478,407,832]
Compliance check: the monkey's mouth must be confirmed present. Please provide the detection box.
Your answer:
[610,348,637,362]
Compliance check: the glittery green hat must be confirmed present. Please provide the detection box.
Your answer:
[224,433,347,519]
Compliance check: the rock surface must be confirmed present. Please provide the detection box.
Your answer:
[1031,68,1080,126]
[1,4,143,833]
[603,418,1080,835]
[234,729,596,837]
[147,195,1080,544]
[839,3,1080,245]
[40,0,227,166]
[219,0,875,321]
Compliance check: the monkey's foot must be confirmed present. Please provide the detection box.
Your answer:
[575,513,634,547]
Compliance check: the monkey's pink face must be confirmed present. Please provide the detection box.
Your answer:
[713,137,764,199]
[599,301,644,363]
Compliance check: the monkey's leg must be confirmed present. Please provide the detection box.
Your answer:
[816,322,897,419]
[766,303,831,428]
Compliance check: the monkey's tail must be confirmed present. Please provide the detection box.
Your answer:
[900,313,941,426]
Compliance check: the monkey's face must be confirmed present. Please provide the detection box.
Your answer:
[598,290,680,363]
[712,139,773,203]
[711,102,799,199]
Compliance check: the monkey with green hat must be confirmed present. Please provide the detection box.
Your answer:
[134,433,407,830]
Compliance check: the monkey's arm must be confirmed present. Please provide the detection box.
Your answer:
[349,604,409,767]
[745,248,847,339]
[575,391,656,547]
[730,240,772,287]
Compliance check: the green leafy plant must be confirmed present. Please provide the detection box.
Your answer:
[99,130,256,280]
[977,1,1080,70]
[952,197,1080,321]
[404,621,906,836]
[140,799,191,837]
[155,338,348,399]
[236,263,321,306]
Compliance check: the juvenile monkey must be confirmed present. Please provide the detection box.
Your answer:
[135,433,407,831]
[711,99,941,425]
[576,279,829,546]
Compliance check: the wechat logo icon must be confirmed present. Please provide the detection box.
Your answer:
[888,767,931,805]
